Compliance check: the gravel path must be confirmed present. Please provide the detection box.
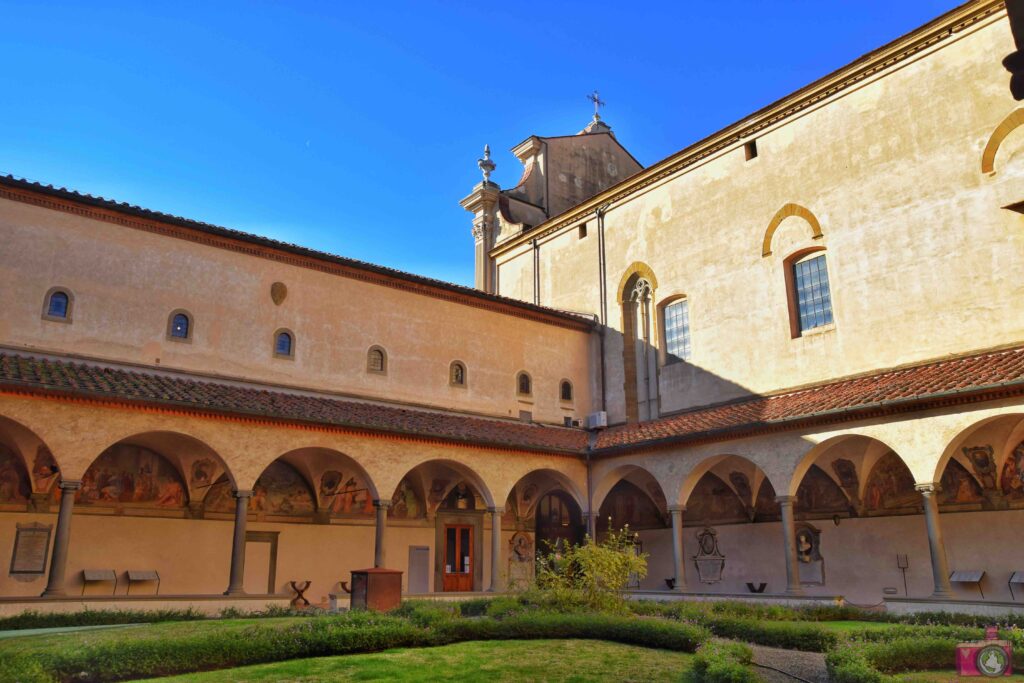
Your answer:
[747,643,829,683]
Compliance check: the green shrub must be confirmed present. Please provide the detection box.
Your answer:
[826,645,890,683]
[455,597,493,617]
[484,595,526,619]
[862,637,956,673]
[702,616,839,652]
[388,600,458,627]
[0,607,208,631]
[691,641,757,683]
[534,525,647,614]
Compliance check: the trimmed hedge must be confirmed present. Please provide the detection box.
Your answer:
[0,609,710,683]
[691,641,757,683]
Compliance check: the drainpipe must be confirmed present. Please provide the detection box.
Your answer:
[586,431,597,539]
[596,203,610,412]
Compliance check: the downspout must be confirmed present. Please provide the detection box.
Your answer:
[596,203,610,413]
[586,430,597,538]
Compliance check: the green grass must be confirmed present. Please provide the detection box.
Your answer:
[900,672,1024,682]
[811,620,899,633]
[139,639,695,682]
[0,616,307,658]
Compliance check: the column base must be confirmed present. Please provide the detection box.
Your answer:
[929,589,956,600]
[223,588,247,596]
[784,588,805,596]
[40,588,66,598]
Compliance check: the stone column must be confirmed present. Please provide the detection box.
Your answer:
[488,506,503,592]
[374,500,390,568]
[584,511,599,541]
[916,484,954,599]
[668,505,686,592]
[224,489,251,596]
[41,480,81,597]
[776,495,803,596]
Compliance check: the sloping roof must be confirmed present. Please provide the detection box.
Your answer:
[595,345,1024,453]
[0,353,588,454]
[1,345,1022,457]
[0,174,595,331]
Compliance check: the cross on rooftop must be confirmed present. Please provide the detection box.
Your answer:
[587,90,605,120]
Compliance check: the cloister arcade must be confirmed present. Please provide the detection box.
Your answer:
[0,391,1022,607]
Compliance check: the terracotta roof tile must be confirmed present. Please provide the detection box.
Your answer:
[595,346,1024,451]
[0,353,588,454]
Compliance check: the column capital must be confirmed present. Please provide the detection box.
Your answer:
[373,499,392,510]
[583,510,600,518]
[915,483,939,494]
[667,505,686,513]
[58,479,82,492]
[775,495,797,505]
[232,489,253,499]
[486,506,505,514]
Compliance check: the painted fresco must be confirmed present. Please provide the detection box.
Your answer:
[320,470,373,516]
[428,479,450,507]
[1001,440,1024,501]
[31,446,60,492]
[76,445,187,507]
[189,458,217,490]
[599,480,666,529]
[939,458,985,506]
[203,476,235,512]
[753,479,780,521]
[830,458,860,506]
[728,471,753,506]
[0,446,30,504]
[864,452,918,512]
[390,476,424,519]
[963,446,997,491]
[685,474,747,525]
[250,461,315,514]
[794,465,849,515]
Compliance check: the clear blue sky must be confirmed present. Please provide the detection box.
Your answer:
[0,1,959,286]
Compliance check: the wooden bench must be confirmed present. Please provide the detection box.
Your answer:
[82,569,117,595]
[126,570,161,595]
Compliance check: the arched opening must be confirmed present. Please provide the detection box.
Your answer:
[618,264,660,423]
[594,464,666,589]
[391,459,494,593]
[535,490,583,551]
[206,458,316,521]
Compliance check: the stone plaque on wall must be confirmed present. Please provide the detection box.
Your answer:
[9,522,51,576]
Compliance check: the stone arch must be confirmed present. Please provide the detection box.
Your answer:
[679,454,779,526]
[391,458,495,514]
[761,203,824,257]
[206,456,317,519]
[932,413,1024,485]
[505,468,586,520]
[0,414,61,497]
[931,413,1024,510]
[616,262,659,305]
[981,108,1024,174]
[593,464,668,531]
[276,447,378,518]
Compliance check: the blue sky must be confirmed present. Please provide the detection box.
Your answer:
[0,1,957,286]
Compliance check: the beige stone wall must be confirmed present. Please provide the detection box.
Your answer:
[0,197,595,425]
[496,13,1024,422]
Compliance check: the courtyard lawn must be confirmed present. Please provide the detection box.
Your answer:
[140,639,695,683]
[901,672,1024,682]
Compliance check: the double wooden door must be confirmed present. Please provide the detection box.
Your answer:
[442,524,473,592]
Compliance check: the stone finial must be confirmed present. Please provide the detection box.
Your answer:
[477,144,496,184]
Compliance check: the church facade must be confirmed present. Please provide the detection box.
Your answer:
[0,0,1023,609]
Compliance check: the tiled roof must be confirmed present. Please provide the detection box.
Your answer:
[1,346,1022,457]
[595,345,1024,452]
[0,353,588,454]
[0,174,595,330]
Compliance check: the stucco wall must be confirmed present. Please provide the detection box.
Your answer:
[0,197,595,425]
[496,13,1024,423]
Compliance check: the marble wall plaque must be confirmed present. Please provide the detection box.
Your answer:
[10,522,51,575]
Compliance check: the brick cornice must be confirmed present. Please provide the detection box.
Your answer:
[490,1,1006,257]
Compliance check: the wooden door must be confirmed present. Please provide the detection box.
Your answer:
[442,525,473,591]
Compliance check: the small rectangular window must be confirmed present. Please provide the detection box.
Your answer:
[744,140,758,161]
[793,254,834,333]
[578,223,588,239]
[664,299,692,362]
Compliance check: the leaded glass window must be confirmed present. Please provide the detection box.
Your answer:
[664,299,691,362]
[368,347,386,373]
[170,313,190,339]
[275,331,293,357]
[793,254,833,333]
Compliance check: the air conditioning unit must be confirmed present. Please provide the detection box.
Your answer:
[585,411,608,430]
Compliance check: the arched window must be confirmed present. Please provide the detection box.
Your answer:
[367,346,387,374]
[450,361,466,387]
[661,297,692,363]
[517,371,532,397]
[788,250,834,336]
[167,311,192,341]
[42,288,73,322]
[560,380,573,402]
[274,329,294,358]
